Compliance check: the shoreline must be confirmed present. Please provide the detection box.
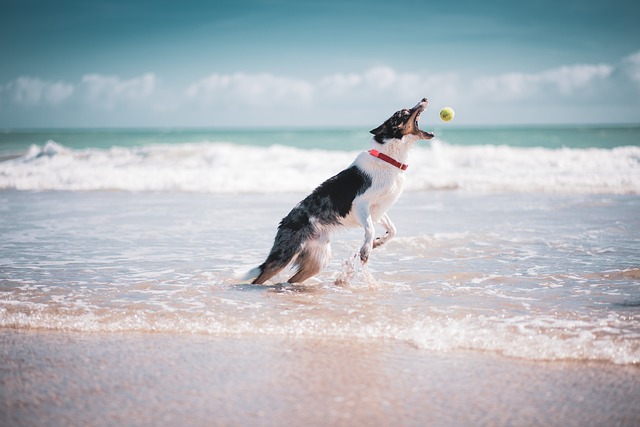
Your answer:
[2,329,639,426]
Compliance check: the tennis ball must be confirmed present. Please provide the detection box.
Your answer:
[439,107,455,122]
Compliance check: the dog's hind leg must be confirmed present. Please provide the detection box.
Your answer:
[252,236,303,284]
[288,238,331,283]
[251,209,316,284]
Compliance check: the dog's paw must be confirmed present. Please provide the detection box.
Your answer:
[373,237,384,249]
[359,245,371,264]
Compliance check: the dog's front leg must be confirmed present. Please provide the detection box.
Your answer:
[355,201,374,264]
[373,213,396,249]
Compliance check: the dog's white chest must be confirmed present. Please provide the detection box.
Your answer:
[367,172,405,220]
[337,165,405,228]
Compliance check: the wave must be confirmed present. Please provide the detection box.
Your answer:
[1,140,639,194]
[1,291,637,365]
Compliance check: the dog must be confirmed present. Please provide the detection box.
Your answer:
[246,98,434,284]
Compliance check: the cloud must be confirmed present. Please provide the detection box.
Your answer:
[472,63,613,100]
[179,67,463,126]
[6,77,74,106]
[186,72,314,108]
[1,73,159,111]
[184,67,459,116]
[81,73,157,109]
[1,51,638,126]
[318,67,458,102]
[621,50,640,87]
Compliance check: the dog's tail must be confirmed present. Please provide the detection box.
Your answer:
[238,266,264,283]
[247,213,316,285]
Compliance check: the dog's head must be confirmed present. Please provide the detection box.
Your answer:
[370,98,434,144]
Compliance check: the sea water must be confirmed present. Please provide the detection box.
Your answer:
[1,127,639,193]
[0,127,639,364]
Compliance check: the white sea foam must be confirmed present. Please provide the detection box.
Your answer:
[1,140,638,194]
[1,297,638,364]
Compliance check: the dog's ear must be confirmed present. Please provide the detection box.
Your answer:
[370,123,385,135]
[370,123,389,144]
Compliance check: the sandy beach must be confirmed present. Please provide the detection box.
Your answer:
[1,329,639,426]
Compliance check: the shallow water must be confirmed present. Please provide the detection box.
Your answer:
[1,190,638,364]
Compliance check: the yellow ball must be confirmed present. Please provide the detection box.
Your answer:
[439,107,455,122]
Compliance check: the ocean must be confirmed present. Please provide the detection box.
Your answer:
[1,126,639,425]
[1,126,639,193]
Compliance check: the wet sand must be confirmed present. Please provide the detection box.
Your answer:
[1,330,638,426]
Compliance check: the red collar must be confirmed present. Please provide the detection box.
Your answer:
[368,149,408,171]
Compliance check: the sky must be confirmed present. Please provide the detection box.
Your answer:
[1,0,639,128]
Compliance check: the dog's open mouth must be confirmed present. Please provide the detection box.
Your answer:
[409,98,435,140]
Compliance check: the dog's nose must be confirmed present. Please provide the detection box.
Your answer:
[421,97,428,103]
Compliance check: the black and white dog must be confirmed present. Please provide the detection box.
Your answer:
[246,98,434,284]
